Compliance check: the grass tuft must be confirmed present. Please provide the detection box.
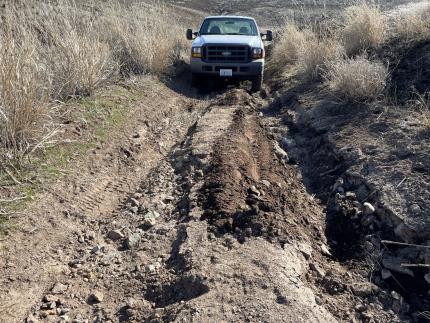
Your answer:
[341,3,386,55]
[324,55,388,102]
[392,4,430,43]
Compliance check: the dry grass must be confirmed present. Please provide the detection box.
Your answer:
[393,4,430,42]
[271,23,343,80]
[101,3,188,76]
[341,3,386,55]
[415,92,430,130]
[324,56,388,102]
[0,10,50,157]
[271,24,309,66]
[296,33,344,80]
[0,0,186,160]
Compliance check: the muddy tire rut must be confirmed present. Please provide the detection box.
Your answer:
[0,79,406,323]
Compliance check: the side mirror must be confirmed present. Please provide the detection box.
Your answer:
[265,30,273,41]
[186,29,193,40]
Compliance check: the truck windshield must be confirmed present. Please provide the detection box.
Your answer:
[199,18,258,36]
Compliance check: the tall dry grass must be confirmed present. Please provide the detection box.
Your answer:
[341,3,386,55]
[0,0,186,160]
[0,9,50,156]
[296,33,344,80]
[415,92,430,130]
[324,56,388,102]
[271,23,343,79]
[393,4,430,42]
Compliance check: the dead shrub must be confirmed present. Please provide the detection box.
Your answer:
[324,56,388,102]
[36,3,117,100]
[272,24,344,80]
[341,3,386,55]
[271,24,309,66]
[393,4,430,42]
[296,33,344,80]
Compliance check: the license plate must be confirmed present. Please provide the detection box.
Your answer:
[220,69,233,77]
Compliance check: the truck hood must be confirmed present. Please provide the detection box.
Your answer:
[192,35,263,48]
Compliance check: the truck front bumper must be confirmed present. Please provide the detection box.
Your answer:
[190,58,264,77]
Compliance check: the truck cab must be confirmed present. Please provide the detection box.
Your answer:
[186,16,272,92]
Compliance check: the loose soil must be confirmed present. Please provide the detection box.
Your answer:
[1,1,429,323]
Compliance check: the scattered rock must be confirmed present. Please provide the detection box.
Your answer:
[352,282,378,297]
[145,264,157,274]
[363,202,375,215]
[129,198,140,207]
[143,211,159,227]
[310,263,325,278]
[130,206,139,214]
[88,291,104,303]
[333,178,344,192]
[320,244,331,256]
[274,142,288,160]
[391,291,404,313]
[126,232,142,250]
[409,204,421,214]
[107,230,124,241]
[91,245,105,254]
[297,243,312,260]
[26,314,39,323]
[51,283,68,294]
[43,295,59,303]
[249,185,261,197]
[261,180,271,188]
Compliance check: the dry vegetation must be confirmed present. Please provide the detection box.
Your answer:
[416,92,430,130]
[324,56,388,102]
[272,2,430,103]
[272,24,343,80]
[393,4,430,42]
[0,0,187,161]
[340,3,386,55]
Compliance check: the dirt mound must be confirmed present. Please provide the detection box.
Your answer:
[200,105,325,248]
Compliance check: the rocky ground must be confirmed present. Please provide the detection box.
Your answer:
[1,1,429,323]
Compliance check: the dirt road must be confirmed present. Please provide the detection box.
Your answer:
[1,1,428,322]
[0,71,404,322]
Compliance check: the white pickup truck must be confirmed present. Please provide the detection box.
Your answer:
[186,16,272,91]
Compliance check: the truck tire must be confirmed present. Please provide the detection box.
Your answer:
[251,73,263,92]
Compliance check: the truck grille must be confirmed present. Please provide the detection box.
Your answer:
[203,45,249,63]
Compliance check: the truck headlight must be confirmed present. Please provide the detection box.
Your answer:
[252,48,264,59]
[191,47,202,58]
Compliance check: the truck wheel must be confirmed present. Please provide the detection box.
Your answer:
[251,73,263,92]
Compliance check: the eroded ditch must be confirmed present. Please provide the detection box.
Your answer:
[263,86,430,321]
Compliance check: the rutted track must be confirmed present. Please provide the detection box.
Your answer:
[0,78,412,322]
